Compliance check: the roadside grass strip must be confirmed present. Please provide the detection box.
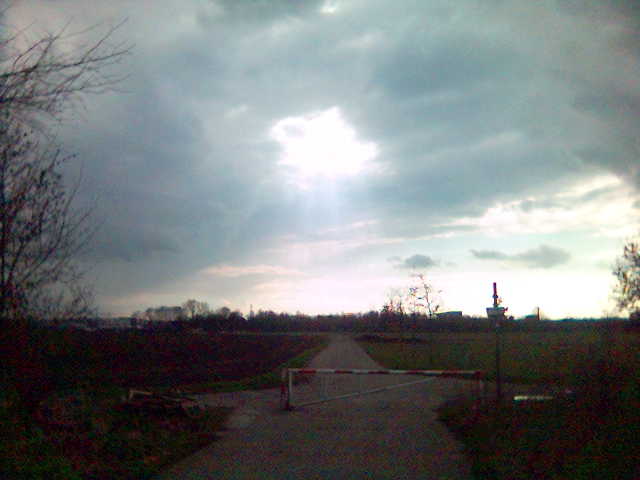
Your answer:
[358,332,640,480]
[438,394,640,480]
[186,336,329,393]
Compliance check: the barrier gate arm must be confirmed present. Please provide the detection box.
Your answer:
[281,368,484,410]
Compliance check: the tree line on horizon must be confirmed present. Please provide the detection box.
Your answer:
[77,305,634,334]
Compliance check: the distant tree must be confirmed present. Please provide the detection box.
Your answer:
[142,305,184,322]
[408,273,441,319]
[613,237,640,317]
[182,299,210,319]
[182,299,198,319]
[196,300,210,316]
[380,288,408,332]
[228,310,245,328]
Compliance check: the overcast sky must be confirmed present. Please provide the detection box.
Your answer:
[7,0,640,318]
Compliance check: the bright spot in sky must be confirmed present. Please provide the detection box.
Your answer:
[320,0,339,14]
[271,106,378,188]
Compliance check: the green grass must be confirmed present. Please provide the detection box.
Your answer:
[0,385,232,479]
[2,332,329,479]
[438,395,640,480]
[185,336,329,393]
[358,330,640,385]
[358,330,640,480]
[95,403,232,479]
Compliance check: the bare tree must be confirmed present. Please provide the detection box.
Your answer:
[196,300,210,316]
[0,18,129,323]
[613,236,640,316]
[0,117,95,321]
[182,299,198,319]
[0,21,129,126]
[182,299,210,319]
[408,273,441,319]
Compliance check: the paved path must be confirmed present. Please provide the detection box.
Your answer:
[158,335,474,479]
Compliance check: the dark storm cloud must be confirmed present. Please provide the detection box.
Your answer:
[375,34,521,99]
[471,245,571,269]
[90,226,179,262]
[103,2,637,238]
[362,1,639,209]
[65,74,226,256]
[212,0,324,24]
[12,0,636,312]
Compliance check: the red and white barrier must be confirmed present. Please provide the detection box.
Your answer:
[288,368,482,377]
[281,368,484,410]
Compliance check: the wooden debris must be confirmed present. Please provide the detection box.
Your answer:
[121,388,203,417]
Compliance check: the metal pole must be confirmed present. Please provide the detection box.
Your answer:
[322,374,328,399]
[493,282,502,401]
[287,369,293,410]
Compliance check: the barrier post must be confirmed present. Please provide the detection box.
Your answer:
[487,282,507,402]
[280,369,288,410]
[287,368,293,410]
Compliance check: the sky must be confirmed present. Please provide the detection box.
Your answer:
[5,0,640,319]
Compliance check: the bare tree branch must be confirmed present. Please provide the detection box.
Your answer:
[0,16,130,324]
[613,238,640,315]
[0,20,131,127]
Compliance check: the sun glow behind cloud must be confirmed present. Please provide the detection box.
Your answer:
[270,107,379,189]
[320,0,340,15]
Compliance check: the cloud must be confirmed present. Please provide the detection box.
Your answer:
[396,254,438,270]
[471,245,571,269]
[89,226,180,262]
[202,264,304,278]
[469,250,508,261]
[513,245,571,269]
[446,175,637,238]
[5,1,635,316]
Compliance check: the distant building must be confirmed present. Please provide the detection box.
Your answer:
[436,311,463,319]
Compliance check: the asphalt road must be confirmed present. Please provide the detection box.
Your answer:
[158,334,474,479]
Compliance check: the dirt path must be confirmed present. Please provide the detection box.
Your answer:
[158,334,474,479]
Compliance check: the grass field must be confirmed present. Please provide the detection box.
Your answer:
[357,329,640,385]
[357,329,640,480]
[1,328,327,479]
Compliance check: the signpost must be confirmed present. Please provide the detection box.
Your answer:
[487,282,507,401]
